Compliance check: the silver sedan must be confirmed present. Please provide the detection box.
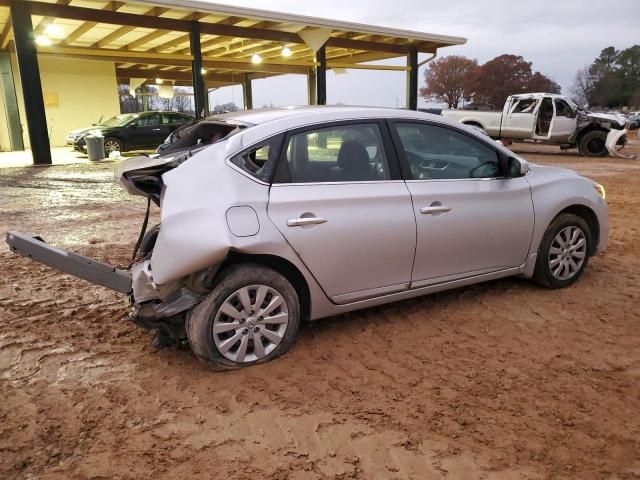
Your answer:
[8,106,609,369]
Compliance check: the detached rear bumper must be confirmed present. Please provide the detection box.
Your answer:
[5,232,132,293]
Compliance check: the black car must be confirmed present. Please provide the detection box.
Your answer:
[72,111,194,155]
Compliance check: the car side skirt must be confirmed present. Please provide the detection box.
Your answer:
[310,265,524,320]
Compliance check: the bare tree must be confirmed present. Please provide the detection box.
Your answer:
[570,66,594,107]
[118,84,140,113]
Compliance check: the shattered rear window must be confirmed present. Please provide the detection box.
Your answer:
[230,134,284,183]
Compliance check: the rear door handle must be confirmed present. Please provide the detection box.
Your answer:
[152,128,161,131]
[420,205,452,215]
[287,217,327,227]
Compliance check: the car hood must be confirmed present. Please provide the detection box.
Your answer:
[585,112,626,127]
[68,127,95,135]
[528,163,580,179]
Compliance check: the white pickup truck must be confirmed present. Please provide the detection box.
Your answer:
[442,93,632,157]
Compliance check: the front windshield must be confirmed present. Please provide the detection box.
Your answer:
[98,114,139,127]
[564,97,586,112]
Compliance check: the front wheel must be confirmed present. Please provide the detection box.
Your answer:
[578,130,607,157]
[532,213,592,288]
[187,264,300,369]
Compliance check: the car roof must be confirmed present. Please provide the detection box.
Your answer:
[208,105,453,126]
[510,93,565,100]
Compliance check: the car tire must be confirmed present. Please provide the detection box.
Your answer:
[532,213,592,289]
[186,263,300,369]
[578,130,608,157]
[103,138,123,156]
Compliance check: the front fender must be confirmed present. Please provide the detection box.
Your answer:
[606,129,636,159]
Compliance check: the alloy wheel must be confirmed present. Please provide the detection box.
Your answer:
[548,226,587,280]
[212,284,289,363]
[104,140,121,154]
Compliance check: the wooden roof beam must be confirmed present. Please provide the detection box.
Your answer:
[175,20,282,56]
[0,18,12,49]
[93,7,170,48]
[33,0,72,36]
[117,67,239,83]
[63,1,125,46]
[22,1,417,54]
[122,12,208,51]
[151,16,245,53]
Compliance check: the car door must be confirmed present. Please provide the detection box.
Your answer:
[132,113,167,148]
[268,121,416,304]
[164,113,193,134]
[548,99,578,142]
[502,98,538,138]
[390,121,535,287]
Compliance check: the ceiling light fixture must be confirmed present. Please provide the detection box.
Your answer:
[251,53,262,64]
[201,68,206,75]
[44,23,64,39]
[35,35,52,46]
[281,45,292,57]
[155,78,163,84]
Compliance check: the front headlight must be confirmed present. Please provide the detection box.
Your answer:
[594,183,606,200]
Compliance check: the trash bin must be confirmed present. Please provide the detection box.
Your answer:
[85,134,105,161]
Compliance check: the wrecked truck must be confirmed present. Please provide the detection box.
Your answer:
[442,93,636,158]
[6,106,609,369]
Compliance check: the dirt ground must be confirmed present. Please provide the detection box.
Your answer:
[1,137,639,480]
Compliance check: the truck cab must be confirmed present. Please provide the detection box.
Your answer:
[501,93,578,142]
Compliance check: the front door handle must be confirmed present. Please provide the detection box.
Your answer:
[287,217,327,227]
[152,128,161,131]
[420,205,452,215]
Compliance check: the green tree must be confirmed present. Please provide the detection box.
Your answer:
[578,45,640,107]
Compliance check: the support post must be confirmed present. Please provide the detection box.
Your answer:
[190,21,207,119]
[0,52,24,151]
[406,46,418,110]
[307,67,316,106]
[242,73,252,110]
[316,45,326,106]
[10,0,51,164]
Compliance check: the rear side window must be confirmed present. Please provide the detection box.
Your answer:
[230,134,283,182]
[138,114,161,126]
[274,123,391,183]
[512,99,537,114]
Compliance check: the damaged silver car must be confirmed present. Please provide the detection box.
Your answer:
[7,106,609,369]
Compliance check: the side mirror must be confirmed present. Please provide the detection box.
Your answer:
[129,123,138,129]
[509,156,529,177]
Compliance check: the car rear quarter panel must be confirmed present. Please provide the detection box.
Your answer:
[150,140,329,312]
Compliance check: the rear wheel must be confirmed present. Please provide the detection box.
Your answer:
[578,130,607,157]
[533,213,592,288]
[187,264,300,369]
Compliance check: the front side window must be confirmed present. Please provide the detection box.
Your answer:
[554,99,574,118]
[394,122,502,180]
[275,123,390,183]
[230,134,283,182]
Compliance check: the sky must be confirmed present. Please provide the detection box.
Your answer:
[204,0,640,109]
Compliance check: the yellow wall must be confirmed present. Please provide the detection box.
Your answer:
[0,78,11,151]
[11,55,120,148]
